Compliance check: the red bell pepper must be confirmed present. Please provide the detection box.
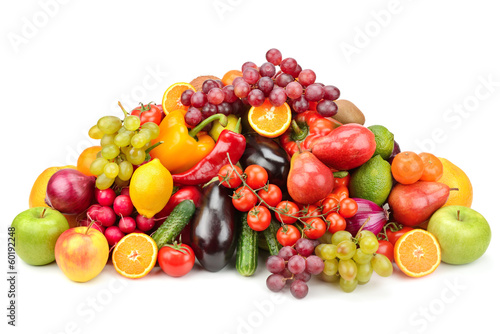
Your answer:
[279,110,342,157]
[171,128,246,186]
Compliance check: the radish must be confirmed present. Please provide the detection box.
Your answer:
[113,195,134,217]
[118,216,136,234]
[104,226,124,246]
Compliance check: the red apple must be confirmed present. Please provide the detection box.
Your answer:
[55,226,109,282]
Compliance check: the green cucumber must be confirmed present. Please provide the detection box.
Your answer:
[236,214,258,277]
[151,200,196,249]
[262,219,281,256]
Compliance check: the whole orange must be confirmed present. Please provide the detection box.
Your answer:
[29,166,76,208]
[77,146,101,176]
[437,157,473,207]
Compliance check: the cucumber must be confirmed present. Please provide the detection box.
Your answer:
[151,200,196,249]
[262,219,281,256]
[235,214,258,277]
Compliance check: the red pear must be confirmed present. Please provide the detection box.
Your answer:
[388,181,450,227]
[287,151,334,205]
[311,123,376,171]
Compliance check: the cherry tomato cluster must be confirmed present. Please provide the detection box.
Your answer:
[218,165,361,248]
[218,164,283,232]
[391,151,443,185]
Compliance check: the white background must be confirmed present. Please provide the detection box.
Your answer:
[1,1,500,333]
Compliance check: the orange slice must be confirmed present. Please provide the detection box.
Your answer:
[394,229,441,278]
[162,82,195,115]
[248,100,292,138]
[112,233,158,279]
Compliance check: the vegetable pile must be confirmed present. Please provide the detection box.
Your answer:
[12,48,491,300]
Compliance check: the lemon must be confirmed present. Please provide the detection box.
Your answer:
[368,125,394,160]
[130,159,173,218]
[349,155,392,206]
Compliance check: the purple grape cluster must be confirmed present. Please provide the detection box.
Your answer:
[265,238,324,299]
[234,48,341,117]
[180,78,246,128]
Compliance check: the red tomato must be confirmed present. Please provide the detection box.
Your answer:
[131,103,163,125]
[387,226,414,245]
[302,204,322,218]
[274,201,300,224]
[247,205,272,231]
[303,217,327,240]
[333,174,350,188]
[338,198,358,218]
[232,186,258,212]
[321,197,339,215]
[330,186,349,201]
[276,225,301,247]
[158,243,195,277]
[218,164,243,188]
[376,240,394,262]
[244,165,269,190]
[154,185,203,229]
[257,184,282,208]
[325,212,346,234]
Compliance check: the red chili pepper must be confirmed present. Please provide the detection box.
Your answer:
[171,129,246,186]
[279,110,341,157]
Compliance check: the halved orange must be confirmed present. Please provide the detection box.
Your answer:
[394,229,441,278]
[162,82,195,115]
[248,100,292,138]
[112,233,158,279]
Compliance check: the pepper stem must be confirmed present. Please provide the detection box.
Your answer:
[233,117,242,134]
[290,120,308,142]
[189,114,228,138]
[145,141,163,154]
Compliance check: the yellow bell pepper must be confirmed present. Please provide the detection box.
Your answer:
[149,109,227,174]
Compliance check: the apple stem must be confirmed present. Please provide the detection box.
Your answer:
[449,187,459,192]
[457,210,461,221]
[40,208,46,218]
[86,220,96,235]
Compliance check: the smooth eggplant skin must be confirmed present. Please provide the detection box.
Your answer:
[191,182,237,272]
[240,133,290,190]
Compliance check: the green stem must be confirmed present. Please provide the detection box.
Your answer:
[118,101,129,118]
[189,114,228,138]
[233,117,242,134]
[290,120,308,142]
[145,141,163,154]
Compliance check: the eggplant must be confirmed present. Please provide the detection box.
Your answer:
[191,182,237,272]
[240,133,290,190]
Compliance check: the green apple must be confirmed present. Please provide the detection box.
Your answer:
[427,205,491,265]
[11,207,69,265]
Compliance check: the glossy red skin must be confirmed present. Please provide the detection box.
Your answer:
[131,103,162,125]
[158,244,195,277]
[311,124,376,171]
[154,186,203,230]
[279,110,342,157]
[387,226,413,245]
[287,151,335,205]
[388,181,450,227]
[376,240,394,262]
[171,130,246,186]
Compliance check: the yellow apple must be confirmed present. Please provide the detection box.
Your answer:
[55,226,109,282]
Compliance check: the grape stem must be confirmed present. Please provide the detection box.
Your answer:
[117,101,129,118]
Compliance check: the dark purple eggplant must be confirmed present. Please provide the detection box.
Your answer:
[191,182,237,272]
[240,133,290,190]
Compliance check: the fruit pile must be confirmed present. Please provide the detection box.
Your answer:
[12,48,491,299]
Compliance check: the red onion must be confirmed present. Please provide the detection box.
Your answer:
[45,169,96,215]
[345,198,389,236]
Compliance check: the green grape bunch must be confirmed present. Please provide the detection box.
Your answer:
[87,105,161,190]
[315,230,393,293]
